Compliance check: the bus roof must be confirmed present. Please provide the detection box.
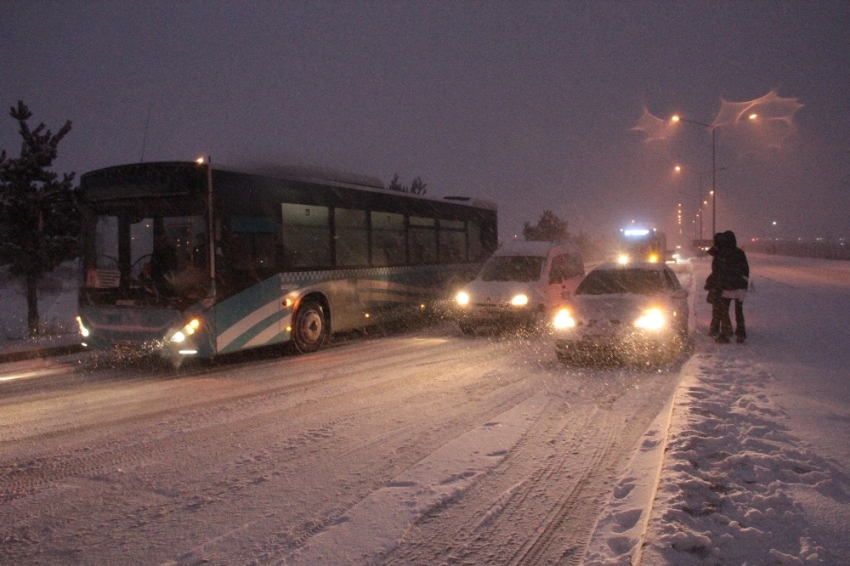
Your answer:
[80,161,497,211]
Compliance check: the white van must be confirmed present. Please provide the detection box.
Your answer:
[454,240,585,334]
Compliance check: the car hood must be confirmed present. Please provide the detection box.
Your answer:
[568,293,673,324]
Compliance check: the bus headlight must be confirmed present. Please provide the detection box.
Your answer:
[170,318,201,343]
[76,316,90,338]
[456,291,470,306]
[634,308,665,330]
[511,294,528,306]
[553,308,576,329]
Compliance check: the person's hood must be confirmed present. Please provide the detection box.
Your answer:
[723,230,737,248]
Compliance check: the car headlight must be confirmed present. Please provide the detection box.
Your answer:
[456,291,470,306]
[634,308,665,330]
[511,294,528,306]
[170,318,201,343]
[553,308,576,329]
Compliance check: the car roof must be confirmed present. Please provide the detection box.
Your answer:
[492,240,581,258]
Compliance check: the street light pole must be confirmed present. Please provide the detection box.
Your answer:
[711,126,716,236]
[672,115,717,235]
[673,112,758,236]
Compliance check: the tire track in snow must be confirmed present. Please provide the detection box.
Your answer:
[0,337,510,503]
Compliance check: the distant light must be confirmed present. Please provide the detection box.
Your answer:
[623,229,650,237]
[178,350,198,355]
[671,115,681,122]
[674,165,681,172]
[772,221,777,226]
[196,157,205,164]
[748,113,757,120]
[618,254,629,264]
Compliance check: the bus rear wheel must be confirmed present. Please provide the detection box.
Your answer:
[292,299,328,353]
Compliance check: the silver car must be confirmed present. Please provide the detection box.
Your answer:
[552,261,689,364]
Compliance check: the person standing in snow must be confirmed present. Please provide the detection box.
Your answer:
[715,230,749,343]
[704,232,726,337]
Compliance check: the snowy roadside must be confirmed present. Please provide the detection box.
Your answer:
[585,254,850,565]
[0,262,80,355]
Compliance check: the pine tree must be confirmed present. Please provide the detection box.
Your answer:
[386,174,427,195]
[522,210,569,242]
[0,101,78,337]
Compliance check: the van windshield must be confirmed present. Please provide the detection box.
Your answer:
[479,256,545,282]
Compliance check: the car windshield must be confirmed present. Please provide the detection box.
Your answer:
[479,255,546,282]
[575,268,664,295]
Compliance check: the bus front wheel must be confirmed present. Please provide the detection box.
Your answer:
[292,299,328,353]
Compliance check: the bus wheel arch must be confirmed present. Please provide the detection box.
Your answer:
[291,293,330,353]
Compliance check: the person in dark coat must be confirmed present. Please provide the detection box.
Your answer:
[715,230,749,343]
[705,232,726,337]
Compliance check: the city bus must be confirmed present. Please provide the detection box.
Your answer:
[616,226,670,263]
[76,161,497,365]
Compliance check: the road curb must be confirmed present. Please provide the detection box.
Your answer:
[581,355,691,565]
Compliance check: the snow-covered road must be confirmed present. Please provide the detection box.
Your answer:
[2,253,848,565]
[1,311,686,565]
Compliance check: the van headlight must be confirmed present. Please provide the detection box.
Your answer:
[511,294,528,306]
[553,308,576,329]
[634,308,665,330]
[456,291,470,306]
[170,318,201,343]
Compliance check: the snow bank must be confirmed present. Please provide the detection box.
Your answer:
[585,254,850,565]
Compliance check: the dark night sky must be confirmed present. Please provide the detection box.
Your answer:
[2,1,848,246]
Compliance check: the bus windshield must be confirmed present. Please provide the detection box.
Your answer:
[84,209,209,306]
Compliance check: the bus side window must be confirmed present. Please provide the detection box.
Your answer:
[439,219,466,264]
[225,216,277,288]
[371,211,405,267]
[467,219,482,261]
[335,208,368,267]
[282,204,331,269]
[409,216,436,265]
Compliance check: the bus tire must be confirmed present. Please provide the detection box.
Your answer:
[292,299,328,353]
